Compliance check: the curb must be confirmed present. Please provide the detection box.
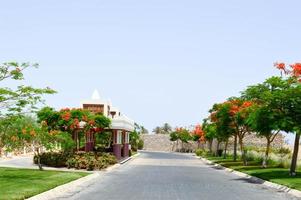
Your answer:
[120,152,141,164]
[197,156,301,198]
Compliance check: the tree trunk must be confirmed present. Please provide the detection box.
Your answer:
[239,137,247,166]
[233,134,237,161]
[209,140,213,153]
[36,148,43,171]
[224,140,229,159]
[290,133,300,176]
[216,141,220,156]
[181,141,184,152]
[262,137,271,168]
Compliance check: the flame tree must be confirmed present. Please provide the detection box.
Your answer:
[0,62,56,158]
[207,98,253,164]
[37,107,111,152]
[192,124,205,149]
[272,62,301,176]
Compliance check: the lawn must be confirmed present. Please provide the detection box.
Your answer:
[0,167,88,200]
[202,156,301,191]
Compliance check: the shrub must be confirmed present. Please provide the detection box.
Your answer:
[66,152,117,171]
[138,139,144,150]
[195,149,203,157]
[34,152,71,167]
[35,151,117,171]
[277,147,291,157]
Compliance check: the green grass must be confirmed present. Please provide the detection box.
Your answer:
[0,167,88,200]
[241,168,301,190]
[202,155,301,191]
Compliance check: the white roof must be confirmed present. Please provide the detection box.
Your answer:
[111,115,135,132]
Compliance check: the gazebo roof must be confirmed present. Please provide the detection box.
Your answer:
[110,115,135,132]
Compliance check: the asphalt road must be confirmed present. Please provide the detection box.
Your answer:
[68,151,297,200]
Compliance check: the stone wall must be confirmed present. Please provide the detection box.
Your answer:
[141,133,287,152]
[141,134,174,152]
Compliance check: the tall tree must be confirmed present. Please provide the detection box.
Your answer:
[0,62,56,116]
[273,62,301,176]
[153,126,162,134]
[243,77,289,168]
[162,123,172,134]
[0,62,56,156]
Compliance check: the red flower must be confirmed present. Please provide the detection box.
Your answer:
[88,120,95,126]
[241,101,253,108]
[274,62,286,70]
[30,130,36,136]
[62,112,71,121]
[11,136,17,141]
[290,63,301,77]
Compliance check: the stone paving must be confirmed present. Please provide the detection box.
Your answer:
[63,151,298,200]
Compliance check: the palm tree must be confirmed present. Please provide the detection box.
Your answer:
[141,126,149,134]
[153,126,162,134]
[162,123,172,134]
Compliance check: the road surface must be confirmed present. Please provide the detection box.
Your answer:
[66,151,297,200]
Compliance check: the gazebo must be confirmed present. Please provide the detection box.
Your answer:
[80,90,135,159]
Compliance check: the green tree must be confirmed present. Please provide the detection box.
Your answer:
[243,77,288,167]
[0,115,74,170]
[162,123,172,134]
[202,120,217,153]
[37,107,111,152]
[170,131,179,151]
[0,62,56,156]
[0,62,56,116]
[153,126,162,134]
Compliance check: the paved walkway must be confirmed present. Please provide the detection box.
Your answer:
[0,155,35,168]
[62,151,298,200]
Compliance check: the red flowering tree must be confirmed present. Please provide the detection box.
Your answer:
[209,99,253,163]
[37,107,111,152]
[207,102,233,157]
[0,62,56,156]
[0,115,74,170]
[272,62,301,175]
[192,124,205,148]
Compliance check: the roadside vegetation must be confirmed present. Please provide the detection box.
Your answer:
[0,62,144,171]
[197,150,301,191]
[190,62,301,190]
[0,62,135,199]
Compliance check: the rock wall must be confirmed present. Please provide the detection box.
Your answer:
[141,134,174,152]
[141,133,287,152]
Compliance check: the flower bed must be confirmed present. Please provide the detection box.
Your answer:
[34,151,117,171]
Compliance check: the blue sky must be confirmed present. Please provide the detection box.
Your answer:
[1,1,301,139]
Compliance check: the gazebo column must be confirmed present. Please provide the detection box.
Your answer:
[122,131,129,158]
[85,131,94,152]
[112,130,122,160]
